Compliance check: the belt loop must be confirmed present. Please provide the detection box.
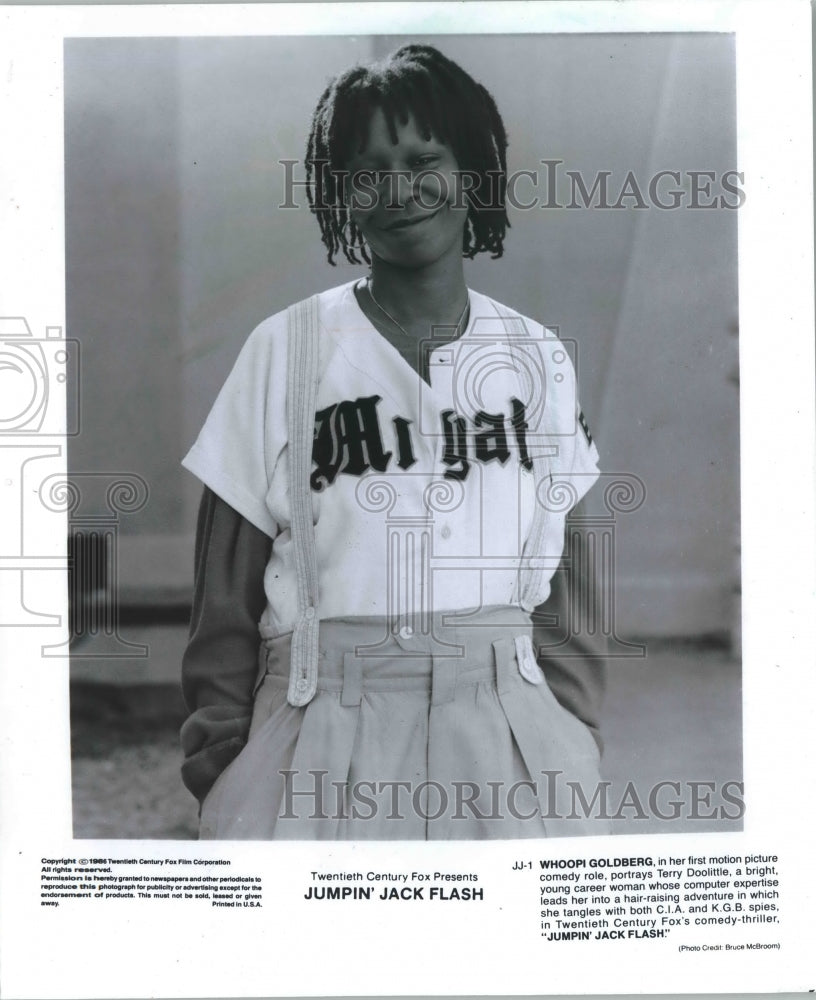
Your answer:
[341,653,363,707]
[431,654,457,706]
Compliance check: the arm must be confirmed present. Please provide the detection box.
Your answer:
[532,514,607,753]
[180,486,273,803]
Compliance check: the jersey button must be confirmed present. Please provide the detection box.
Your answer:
[440,524,452,540]
[399,625,414,639]
[304,606,316,620]
[296,679,308,692]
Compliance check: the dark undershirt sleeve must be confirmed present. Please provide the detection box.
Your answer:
[180,486,273,803]
[532,512,608,755]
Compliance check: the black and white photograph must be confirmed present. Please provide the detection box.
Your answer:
[64,31,741,841]
[0,2,813,997]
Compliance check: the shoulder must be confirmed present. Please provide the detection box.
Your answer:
[467,288,568,363]
[245,281,358,342]
[468,288,559,340]
[235,281,357,370]
[469,289,587,440]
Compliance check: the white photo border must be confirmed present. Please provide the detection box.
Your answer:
[0,2,813,997]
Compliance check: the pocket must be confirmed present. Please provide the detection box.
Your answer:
[197,690,283,839]
[513,634,599,765]
[199,751,242,840]
[197,688,310,840]
[494,635,608,836]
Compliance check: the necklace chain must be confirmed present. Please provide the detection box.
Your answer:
[366,276,469,342]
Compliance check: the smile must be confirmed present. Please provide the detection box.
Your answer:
[382,206,443,231]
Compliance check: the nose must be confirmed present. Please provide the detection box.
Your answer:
[379,169,418,210]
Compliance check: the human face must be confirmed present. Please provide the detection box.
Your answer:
[344,108,468,270]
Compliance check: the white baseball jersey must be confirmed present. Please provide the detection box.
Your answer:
[182,279,600,637]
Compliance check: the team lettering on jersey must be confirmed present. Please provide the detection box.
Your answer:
[311,394,534,491]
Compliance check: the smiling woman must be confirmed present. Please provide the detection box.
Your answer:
[306,44,509,376]
[345,112,469,265]
[342,109,473,377]
[342,115,472,376]
[179,42,608,840]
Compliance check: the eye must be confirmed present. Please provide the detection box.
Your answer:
[414,154,440,169]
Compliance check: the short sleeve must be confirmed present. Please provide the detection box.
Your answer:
[559,402,601,509]
[538,333,600,512]
[515,328,601,612]
[182,315,287,539]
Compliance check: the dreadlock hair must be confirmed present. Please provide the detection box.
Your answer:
[305,43,509,265]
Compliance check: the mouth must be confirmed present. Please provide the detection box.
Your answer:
[382,206,443,231]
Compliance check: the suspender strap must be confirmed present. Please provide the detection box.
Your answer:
[492,304,551,613]
[286,295,321,707]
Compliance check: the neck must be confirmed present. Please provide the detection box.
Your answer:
[367,252,468,326]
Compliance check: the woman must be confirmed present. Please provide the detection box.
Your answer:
[180,43,608,839]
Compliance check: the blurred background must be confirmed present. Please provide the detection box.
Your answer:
[64,33,740,839]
